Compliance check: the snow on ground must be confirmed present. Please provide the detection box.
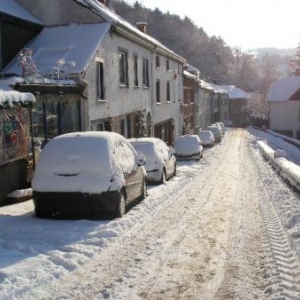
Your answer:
[1,127,300,299]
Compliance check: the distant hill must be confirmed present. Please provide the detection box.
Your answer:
[250,47,296,57]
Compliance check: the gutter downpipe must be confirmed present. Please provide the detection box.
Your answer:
[74,72,89,131]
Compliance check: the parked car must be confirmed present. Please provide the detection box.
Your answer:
[32,131,147,218]
[128,137,176,184]
[207,125,222,142]
[198,130,215,147]
[174,134,204,161]
[215,122,226,135]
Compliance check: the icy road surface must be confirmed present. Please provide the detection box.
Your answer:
[2,128,300,299]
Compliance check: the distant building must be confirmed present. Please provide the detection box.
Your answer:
[220,85,250,127]
[266,75,300,139]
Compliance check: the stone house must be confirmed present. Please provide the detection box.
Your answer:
[0,0,186,203]
[12,0,186,143]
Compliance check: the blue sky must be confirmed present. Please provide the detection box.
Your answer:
[124,0,300,51]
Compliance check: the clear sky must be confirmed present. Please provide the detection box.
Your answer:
[123,0,300,51]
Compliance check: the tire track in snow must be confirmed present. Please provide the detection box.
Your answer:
[249,133,300,299]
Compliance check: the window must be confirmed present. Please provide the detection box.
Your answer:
[166,58,170,71]
[166,81,170,102]
[156,80,161,103]
[155,55,160,68]
[96,61,104,100]
[119,50,128,86]
[142,59,149,87]
[133,54,139,87]
[95,122,105,131]
[184,88,192,104]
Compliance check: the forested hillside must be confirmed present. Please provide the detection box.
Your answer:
[110,0,296,96]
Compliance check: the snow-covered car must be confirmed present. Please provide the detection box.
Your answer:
[32,131,147,218]
[129,137,177,184]
[198,130,215,147]
[215,122,226,135]
[207,125,222,142]
[174,134,204,161]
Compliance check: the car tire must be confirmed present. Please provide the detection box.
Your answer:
[115,192,126,218]
[160,169,166,184]
[173,164,177,176]
[140,178,147,200]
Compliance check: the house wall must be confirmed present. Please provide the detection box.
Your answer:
[198,88,212,130]
[152,55,183,142]
[269,101,300,138]
[219,94,229,123]
[228,99,248,127]
[82,31,152,133]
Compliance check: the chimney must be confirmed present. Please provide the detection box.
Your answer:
[136,22,148,33]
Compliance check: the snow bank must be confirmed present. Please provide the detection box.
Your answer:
[257,140,300,190]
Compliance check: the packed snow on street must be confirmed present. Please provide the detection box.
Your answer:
[2,127,300,299]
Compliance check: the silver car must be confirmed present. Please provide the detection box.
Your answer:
[129,137,177,184]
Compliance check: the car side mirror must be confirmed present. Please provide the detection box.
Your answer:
[137,154,146,166]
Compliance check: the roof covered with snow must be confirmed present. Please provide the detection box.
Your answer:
[0,0,43,25]
[183,70,198,80]
[199,80,213,91]
[219,85,250,100]
[74,0,186,63]
[0,82,36,108]
[4,23,110,76]
[265,76,300,102]
[208,82,228,95]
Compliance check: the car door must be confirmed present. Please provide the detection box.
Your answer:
[160,142,173,178]
[120,142,144,202]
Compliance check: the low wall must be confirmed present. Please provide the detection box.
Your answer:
[0,159,30,206]
[257,140,300,191]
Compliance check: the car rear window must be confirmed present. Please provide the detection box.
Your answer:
[36,136,112,175]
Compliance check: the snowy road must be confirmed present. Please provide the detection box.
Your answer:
[2,128,300,299]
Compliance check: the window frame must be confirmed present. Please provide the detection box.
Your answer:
[96,59,105,100]
[166,58,170,71]
[118,49,128,87]
[155,55,160,68]
[156,79,161,104]
[166,81,170,103]
[133,54,139,87]
[142,58,149,88]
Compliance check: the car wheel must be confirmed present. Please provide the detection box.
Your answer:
[115,192,126,218]
[160,169,166,184]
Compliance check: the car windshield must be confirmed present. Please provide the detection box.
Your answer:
[208,127,219,133]
[130,141,158,169]
[199,131,211,139]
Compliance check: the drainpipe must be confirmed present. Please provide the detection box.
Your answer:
[75,72,89,131]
